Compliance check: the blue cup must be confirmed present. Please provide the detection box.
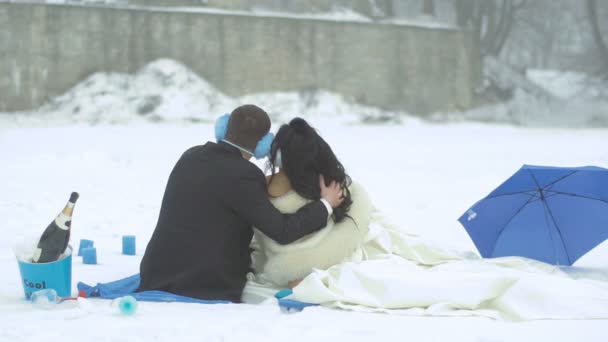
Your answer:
[77,239,94,256]
[122,235,136,256]
[16,246,73,299]
[82,247,97,265]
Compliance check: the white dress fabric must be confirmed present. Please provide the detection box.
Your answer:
[243,183,608,321]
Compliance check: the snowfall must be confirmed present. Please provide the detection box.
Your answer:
[1,60,607,342]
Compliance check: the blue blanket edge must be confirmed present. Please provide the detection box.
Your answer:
[77,274,230,304]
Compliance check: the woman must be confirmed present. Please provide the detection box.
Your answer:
[251,117,370,287]
[249,118,469,287]
[245,118,608,321]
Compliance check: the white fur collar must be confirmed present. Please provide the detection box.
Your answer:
[253,182,374,286]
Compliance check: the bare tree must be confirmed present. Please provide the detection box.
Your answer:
[586,0,608,73]
[455,0,524,57]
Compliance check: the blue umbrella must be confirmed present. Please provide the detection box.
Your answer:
[458,165,608,265]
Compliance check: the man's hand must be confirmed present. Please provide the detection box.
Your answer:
[320,175,344,208]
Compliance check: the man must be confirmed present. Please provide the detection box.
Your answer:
[138,104,343,302]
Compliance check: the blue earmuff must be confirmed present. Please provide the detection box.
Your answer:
[254,132,274,159]
[214,113,274,159]
[215,113,230,142]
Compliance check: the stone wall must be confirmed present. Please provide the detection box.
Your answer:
[0,2,481,114]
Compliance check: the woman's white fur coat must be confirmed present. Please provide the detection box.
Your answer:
[252,183,373,286]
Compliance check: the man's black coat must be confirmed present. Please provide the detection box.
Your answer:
[138,141,328,302]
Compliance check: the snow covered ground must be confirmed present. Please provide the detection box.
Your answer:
[1,120,608,341]
[1,60,608,341]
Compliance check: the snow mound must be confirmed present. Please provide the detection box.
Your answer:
[1,59,606,129]
[432,90,608,128]
[239,90,402,124]
[40,59,234,124]
[4,59,402,127]
[431,59,608,128]
[526,69,608,100]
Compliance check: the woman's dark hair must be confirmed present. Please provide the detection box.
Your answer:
[267,118,353,223]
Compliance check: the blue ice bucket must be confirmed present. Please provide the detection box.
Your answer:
[16,246,73,299]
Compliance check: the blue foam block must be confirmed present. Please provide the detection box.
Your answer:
[82,247,97,265]
[122,235,136,255]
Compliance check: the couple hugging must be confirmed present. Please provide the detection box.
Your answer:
[138,104,367,302]
[137,105,608,320]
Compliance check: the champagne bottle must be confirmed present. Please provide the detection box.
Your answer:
[32,192,79,263]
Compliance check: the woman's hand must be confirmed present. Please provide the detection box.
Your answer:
[320,175,344,208]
